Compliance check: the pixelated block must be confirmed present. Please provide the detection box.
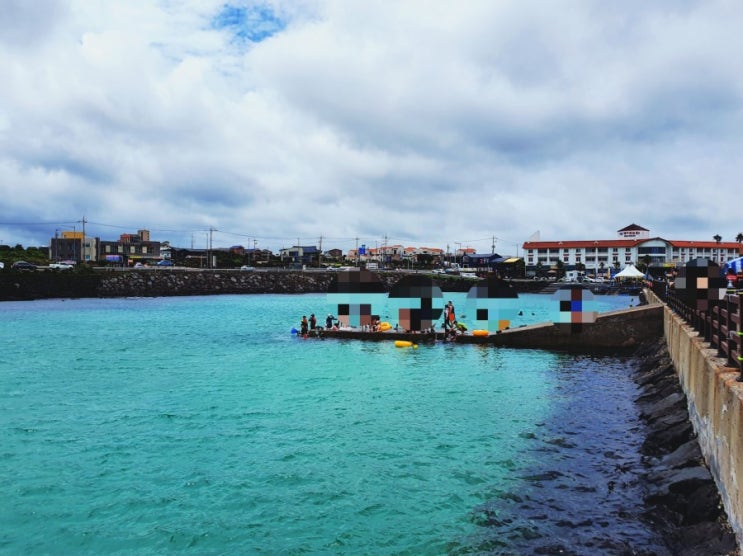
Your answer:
[675,258,727,311]
[389,275,444,331]
[465,278,520,332]
[336,303,373,327]
[550,286,597,326]
[328,270,387,328]
[327,269,386,294]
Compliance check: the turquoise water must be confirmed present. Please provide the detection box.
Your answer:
[0,293,664,554]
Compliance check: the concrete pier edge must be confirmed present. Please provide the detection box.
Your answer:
[647,288,743,553]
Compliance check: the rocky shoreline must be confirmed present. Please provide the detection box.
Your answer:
[0,269,548,301]
[634,339,738,555]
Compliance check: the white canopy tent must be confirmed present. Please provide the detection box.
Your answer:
[614,264,645,280]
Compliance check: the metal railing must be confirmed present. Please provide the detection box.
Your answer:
[651,281,743,379]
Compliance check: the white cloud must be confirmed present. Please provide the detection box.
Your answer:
[2,0,743,254]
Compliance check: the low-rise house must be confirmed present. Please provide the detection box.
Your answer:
[279,245,320,265]
[100,230,161,265]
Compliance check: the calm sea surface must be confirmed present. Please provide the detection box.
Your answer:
[0,292,667,554]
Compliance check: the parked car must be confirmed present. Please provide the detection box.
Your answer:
[156,260,174,266]
[12,261,37,271]
[240,265,255,271]
[49,262,73,270]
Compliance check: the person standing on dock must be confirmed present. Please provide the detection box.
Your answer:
[300,315,309,336]
[309,314,317,331]
[447,300,456,329]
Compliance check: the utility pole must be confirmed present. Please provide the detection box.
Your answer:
[383,234,388,269]
[82,216,86,262]
[492,235,496,254]
[318,234,323,268]
[209,227,214,268]
[355,237,359,267]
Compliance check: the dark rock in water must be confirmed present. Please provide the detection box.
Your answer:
[685,483,723,524]
[653,440,703,471]
[637,362,675,386]
[646,466,713,499]
[643,419,693,456]
[634,339,737,555]
[640,391,685,422]
[673,520,738,556]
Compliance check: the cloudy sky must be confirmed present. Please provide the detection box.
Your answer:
[2,0,742,255]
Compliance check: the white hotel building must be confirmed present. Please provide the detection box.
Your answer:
[522,224,742,276]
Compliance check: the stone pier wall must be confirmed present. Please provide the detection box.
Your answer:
[650,290,743,551]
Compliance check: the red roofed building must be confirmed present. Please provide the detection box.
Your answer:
[522,225,742,277]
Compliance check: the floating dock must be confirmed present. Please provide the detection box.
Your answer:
[315,304,663,351]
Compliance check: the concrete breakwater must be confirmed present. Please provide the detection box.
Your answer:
[0,269,336,300]
[635,339,737,554]
[659,295,743,552]
[0,269,547,301]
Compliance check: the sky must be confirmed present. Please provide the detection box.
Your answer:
[1,0,743,256]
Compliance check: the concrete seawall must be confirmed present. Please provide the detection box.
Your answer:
[649,289,743,551]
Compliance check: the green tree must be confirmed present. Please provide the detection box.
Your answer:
[416,253,433,267]
[736,233,743,244]
[555,259,564,280]
[713,234,722,244]
[638,255,652,272]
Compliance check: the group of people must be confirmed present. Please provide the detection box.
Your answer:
[299,313,337,337]
[298,301,458,337]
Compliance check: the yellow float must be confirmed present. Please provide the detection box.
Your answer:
[394,340,416,348]
[472,329,489,337]
[378,321,392,331]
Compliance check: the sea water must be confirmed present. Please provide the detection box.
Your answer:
[0,293,667,554]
